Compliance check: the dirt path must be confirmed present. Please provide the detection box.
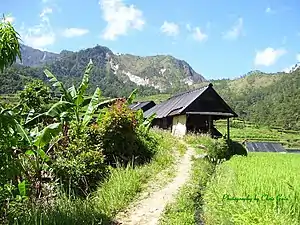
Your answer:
[114,146,195,225]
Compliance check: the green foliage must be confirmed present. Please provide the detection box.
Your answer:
[9,129,180,224]
[0,14,22,72]
[35,60,116,136]
[0,66,34,95]
[52,129,108,196]
[214,68,300,130]
[97,98,156,165]
[205,138,230,162]
[185,134,245,162]
[19,80,52,113]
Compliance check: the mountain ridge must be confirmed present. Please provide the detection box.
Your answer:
[17,44,206,91]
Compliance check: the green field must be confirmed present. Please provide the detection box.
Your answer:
[203,153,300,225]
[216,119,300,149]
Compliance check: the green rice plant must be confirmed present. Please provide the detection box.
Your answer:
[203,153,300,225]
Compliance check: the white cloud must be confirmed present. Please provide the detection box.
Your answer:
[40,7,53,18]
[62,28,89,38]
[192,27,207,42]
[254,47,286,66]
[282,65,294,73]
[2,16,15,23]
[265,7,276,14]
[186,23,191,31]
[20,7,55,49]
[160,21,179,36]
[223,17,243,40]
[99,0,145,40]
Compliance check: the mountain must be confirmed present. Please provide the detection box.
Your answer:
[18,44,60,66]
[14,44,206,92]
[213,68,300,129]
[109,53,206,90]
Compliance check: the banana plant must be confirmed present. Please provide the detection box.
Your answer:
[0,103,63,198]
[126,88,138,105]
[0,105,30,145]
[135,109,156,134]
[26,59,117,136]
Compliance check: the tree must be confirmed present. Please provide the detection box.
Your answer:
[19,80,52,113]
[0,14,22,72]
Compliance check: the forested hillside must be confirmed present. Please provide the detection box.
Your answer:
[213,68,300,129]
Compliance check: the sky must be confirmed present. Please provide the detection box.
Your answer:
[2,0,300,79]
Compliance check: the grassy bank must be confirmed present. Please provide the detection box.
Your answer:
[13,130,184,225]
[203,153,300,225]
[93,129,186,219]
[159,157,214,225]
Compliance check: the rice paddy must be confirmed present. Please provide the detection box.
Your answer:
[203,153,300,225]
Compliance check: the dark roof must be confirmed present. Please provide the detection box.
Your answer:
[129,101,155,111]
[144,86,208,118]
[144,83,237,119]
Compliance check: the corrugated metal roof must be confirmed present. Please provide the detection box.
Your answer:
[246,142,286,152]
[129,101,154,111]
[144,86,208,118]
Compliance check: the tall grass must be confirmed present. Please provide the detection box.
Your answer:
[93,130,182,219]
[203,153,300,225]
[159,158,214,225]
[12,129,183,225]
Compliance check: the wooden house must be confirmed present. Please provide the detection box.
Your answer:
[143,83,238,138]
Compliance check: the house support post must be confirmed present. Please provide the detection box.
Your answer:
[208,115,212,137]
[227,118,230,141]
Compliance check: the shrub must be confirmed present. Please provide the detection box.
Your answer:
[97,99,155,166]
[19,80,52,114]
[206,138,229,162]
[52,127,108,196]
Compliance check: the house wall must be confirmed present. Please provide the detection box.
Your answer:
[172,115,187,137]
[152,117,172,130]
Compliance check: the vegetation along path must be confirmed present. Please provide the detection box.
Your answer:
[114,145,195,225]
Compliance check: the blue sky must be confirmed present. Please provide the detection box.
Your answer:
[2,0,300,79]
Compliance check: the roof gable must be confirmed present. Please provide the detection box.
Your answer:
[144,83,238,118]
[144,86,208,118]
